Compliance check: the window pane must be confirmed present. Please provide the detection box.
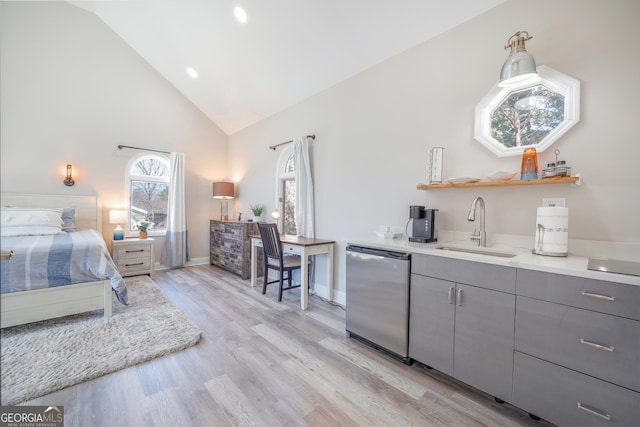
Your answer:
[132,158,169,177]
[130,180,168,231]
[283,178,296,235]
[490,84,565,148]
[284,154,295,173]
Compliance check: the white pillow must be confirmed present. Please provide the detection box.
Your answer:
[0,207,64,236]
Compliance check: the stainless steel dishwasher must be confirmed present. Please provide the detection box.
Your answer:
[346,244,411,363]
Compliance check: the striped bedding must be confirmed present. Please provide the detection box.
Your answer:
[0,229,128,305]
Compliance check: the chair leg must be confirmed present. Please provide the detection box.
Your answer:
[278,270,285,302]
[262,263,268,295]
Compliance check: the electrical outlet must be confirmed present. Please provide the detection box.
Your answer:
[543,198,566,207]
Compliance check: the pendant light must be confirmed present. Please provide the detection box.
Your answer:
[499,31,537,87]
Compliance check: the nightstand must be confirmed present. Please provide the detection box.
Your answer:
[112,238,155,277]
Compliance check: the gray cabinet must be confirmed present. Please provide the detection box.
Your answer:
[513,268,640,425]
[514,352,640,426]
[410,254,516,402]
[516,296,640,392]
[409,275,455,375]
[453,283,515,402]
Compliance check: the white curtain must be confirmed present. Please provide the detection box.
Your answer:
[294,136,315,238]
[160,152,190,267]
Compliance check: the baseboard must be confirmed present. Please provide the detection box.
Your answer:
[312,283,346,307]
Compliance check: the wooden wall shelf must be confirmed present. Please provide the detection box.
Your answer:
[417,175,580,190]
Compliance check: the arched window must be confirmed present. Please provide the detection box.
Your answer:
[276,147,296,235]
[125,154,170,235]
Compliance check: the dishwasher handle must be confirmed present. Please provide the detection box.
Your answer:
[346,245,410,260]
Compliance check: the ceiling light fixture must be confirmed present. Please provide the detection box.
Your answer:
[187,67,198,79]
[499,31,537,87]
[234,6,247,23]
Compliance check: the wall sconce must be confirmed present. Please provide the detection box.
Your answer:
[109,209,127,240]
[63,164,75,186]
[212,182,235,220]
[499,31,537,87]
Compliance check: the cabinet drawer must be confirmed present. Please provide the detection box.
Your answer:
[117,258,152,276]
[412,253,515,293]
[516,296,640,392]
[115,244,152,260]
[516,268,640,320]
[513,352,640,426]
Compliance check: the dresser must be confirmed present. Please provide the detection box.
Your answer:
[112,238,155,277]
[210,220,262,279]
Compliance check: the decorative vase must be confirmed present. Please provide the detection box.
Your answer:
[139,231,148,239]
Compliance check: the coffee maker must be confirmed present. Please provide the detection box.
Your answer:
[408,205,438,243]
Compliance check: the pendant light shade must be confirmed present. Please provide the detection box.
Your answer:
[499,31,537,87]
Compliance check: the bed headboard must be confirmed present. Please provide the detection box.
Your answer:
[0,193,101,231]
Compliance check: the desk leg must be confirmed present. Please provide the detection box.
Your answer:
[326,244,334,302]
[250,239,258,288]
[300,248,309,310]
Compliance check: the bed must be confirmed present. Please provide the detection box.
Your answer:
[0,193,127,328]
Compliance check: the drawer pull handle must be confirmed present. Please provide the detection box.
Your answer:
[580,339,614,352]
[125,262,144,267]
[448,287,454,304]
[125,249,145,253]
[457,289,463,306]
[577,402,611,421]
[581,291,615,301]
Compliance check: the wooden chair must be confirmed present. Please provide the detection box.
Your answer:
[257,223,310,302]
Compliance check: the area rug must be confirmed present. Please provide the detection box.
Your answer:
[0,275,202,405]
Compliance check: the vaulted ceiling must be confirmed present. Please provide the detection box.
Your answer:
[68,0,506,134]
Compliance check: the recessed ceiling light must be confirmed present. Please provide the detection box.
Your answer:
[187,67,198,79]
[234,6,247,23]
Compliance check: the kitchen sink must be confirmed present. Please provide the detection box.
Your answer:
[436,245,517,258]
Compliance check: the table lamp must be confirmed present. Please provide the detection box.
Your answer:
[212,182,234,220]
[109,209,127,240]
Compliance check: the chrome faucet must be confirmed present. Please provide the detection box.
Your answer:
[467,196,486,247]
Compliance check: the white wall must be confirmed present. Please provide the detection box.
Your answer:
[228,0,640,300]
[0,1,228,260]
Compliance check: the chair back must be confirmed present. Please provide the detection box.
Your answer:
[257,223,283,264]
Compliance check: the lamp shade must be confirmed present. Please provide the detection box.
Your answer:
[212,182,234,199]
[109,209,127,225]
[499,31,537,87]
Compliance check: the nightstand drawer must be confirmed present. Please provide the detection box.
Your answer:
[115,244,152,260]
[116,258,153,276]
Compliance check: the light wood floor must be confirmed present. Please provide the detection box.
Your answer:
[26,265,553,426]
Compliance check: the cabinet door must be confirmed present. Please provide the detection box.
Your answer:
[514,352,640,426]
[409,274,455,375]
[454,284,515,402]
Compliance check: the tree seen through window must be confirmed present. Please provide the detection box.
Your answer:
[129,156,169,232]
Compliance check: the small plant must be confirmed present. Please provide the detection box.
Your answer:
[249,204,265,217]
[135,220,153,232]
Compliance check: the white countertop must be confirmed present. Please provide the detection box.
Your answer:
[348,233,640,287]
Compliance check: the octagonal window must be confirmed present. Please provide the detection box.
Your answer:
[475,66,580,157]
